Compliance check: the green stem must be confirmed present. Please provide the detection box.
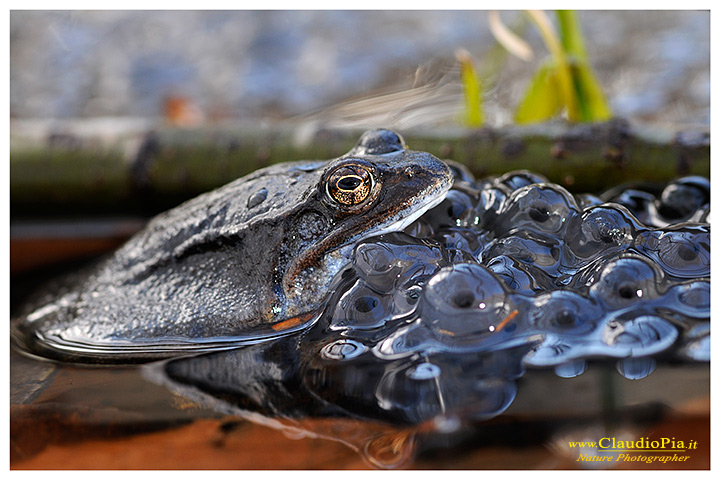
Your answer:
[526,10,579,121]
[557,10,588,60]
[457,49,484,127]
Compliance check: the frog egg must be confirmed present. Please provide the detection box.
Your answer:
[462,377,520,421]
[655,176,710,222]
[601,315,678,357]
[587,254,664,310]
[330,280,395,331]
[523,335,579,367]
[445,160,477,184]
[493,183,580,237]
[441,244,481,266]
[574,193,604,209]
[661,280,710,319]
[421,190,479,230]
[419,263,519,340]
[474,184,507,229]
[495,170,549,191]
[424,263,507,313]
[354,241,396,278]
[403,217,434,238]
[485,255,556,294]
[353,236,444,294]
[375,321,427,358]
[483,231,564,278]
[391,282,424,318]
[604,188,656,224]
[634,226,710,279]
[526,314,677,366]
[433,227,483,258]
[565,204,643,262]
[677,281,710,309]
[530,290,602,334]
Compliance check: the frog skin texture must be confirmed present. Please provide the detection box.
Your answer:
[12,129,453,362]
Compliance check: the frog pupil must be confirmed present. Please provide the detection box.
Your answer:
[337,175,363,191]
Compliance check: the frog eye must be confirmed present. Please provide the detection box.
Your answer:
[326,164,376,206]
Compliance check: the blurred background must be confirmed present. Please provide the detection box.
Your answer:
[9,10,711,273]
[10,10,710,128]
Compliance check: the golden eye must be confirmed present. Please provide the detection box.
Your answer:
[326,164,375,206]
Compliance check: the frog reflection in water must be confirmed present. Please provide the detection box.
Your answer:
[13,129,453,361]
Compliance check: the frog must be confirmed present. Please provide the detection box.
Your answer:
[12,129,453,363]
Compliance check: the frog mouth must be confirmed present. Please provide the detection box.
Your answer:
[283,163,452,299]
[360,179,451,240]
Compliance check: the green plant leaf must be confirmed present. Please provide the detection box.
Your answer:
[571,59,612,122]
[524,10,579,122]
[557,10,612,122]
[514,61,564,124]
[457,49,484,127]
[499,10,612,124]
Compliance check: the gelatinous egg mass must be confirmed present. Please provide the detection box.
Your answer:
[155,168,709,456]
[329,169,709,391]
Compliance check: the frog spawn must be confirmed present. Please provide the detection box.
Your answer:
[155,168,709,468]
[317,168,709,424]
